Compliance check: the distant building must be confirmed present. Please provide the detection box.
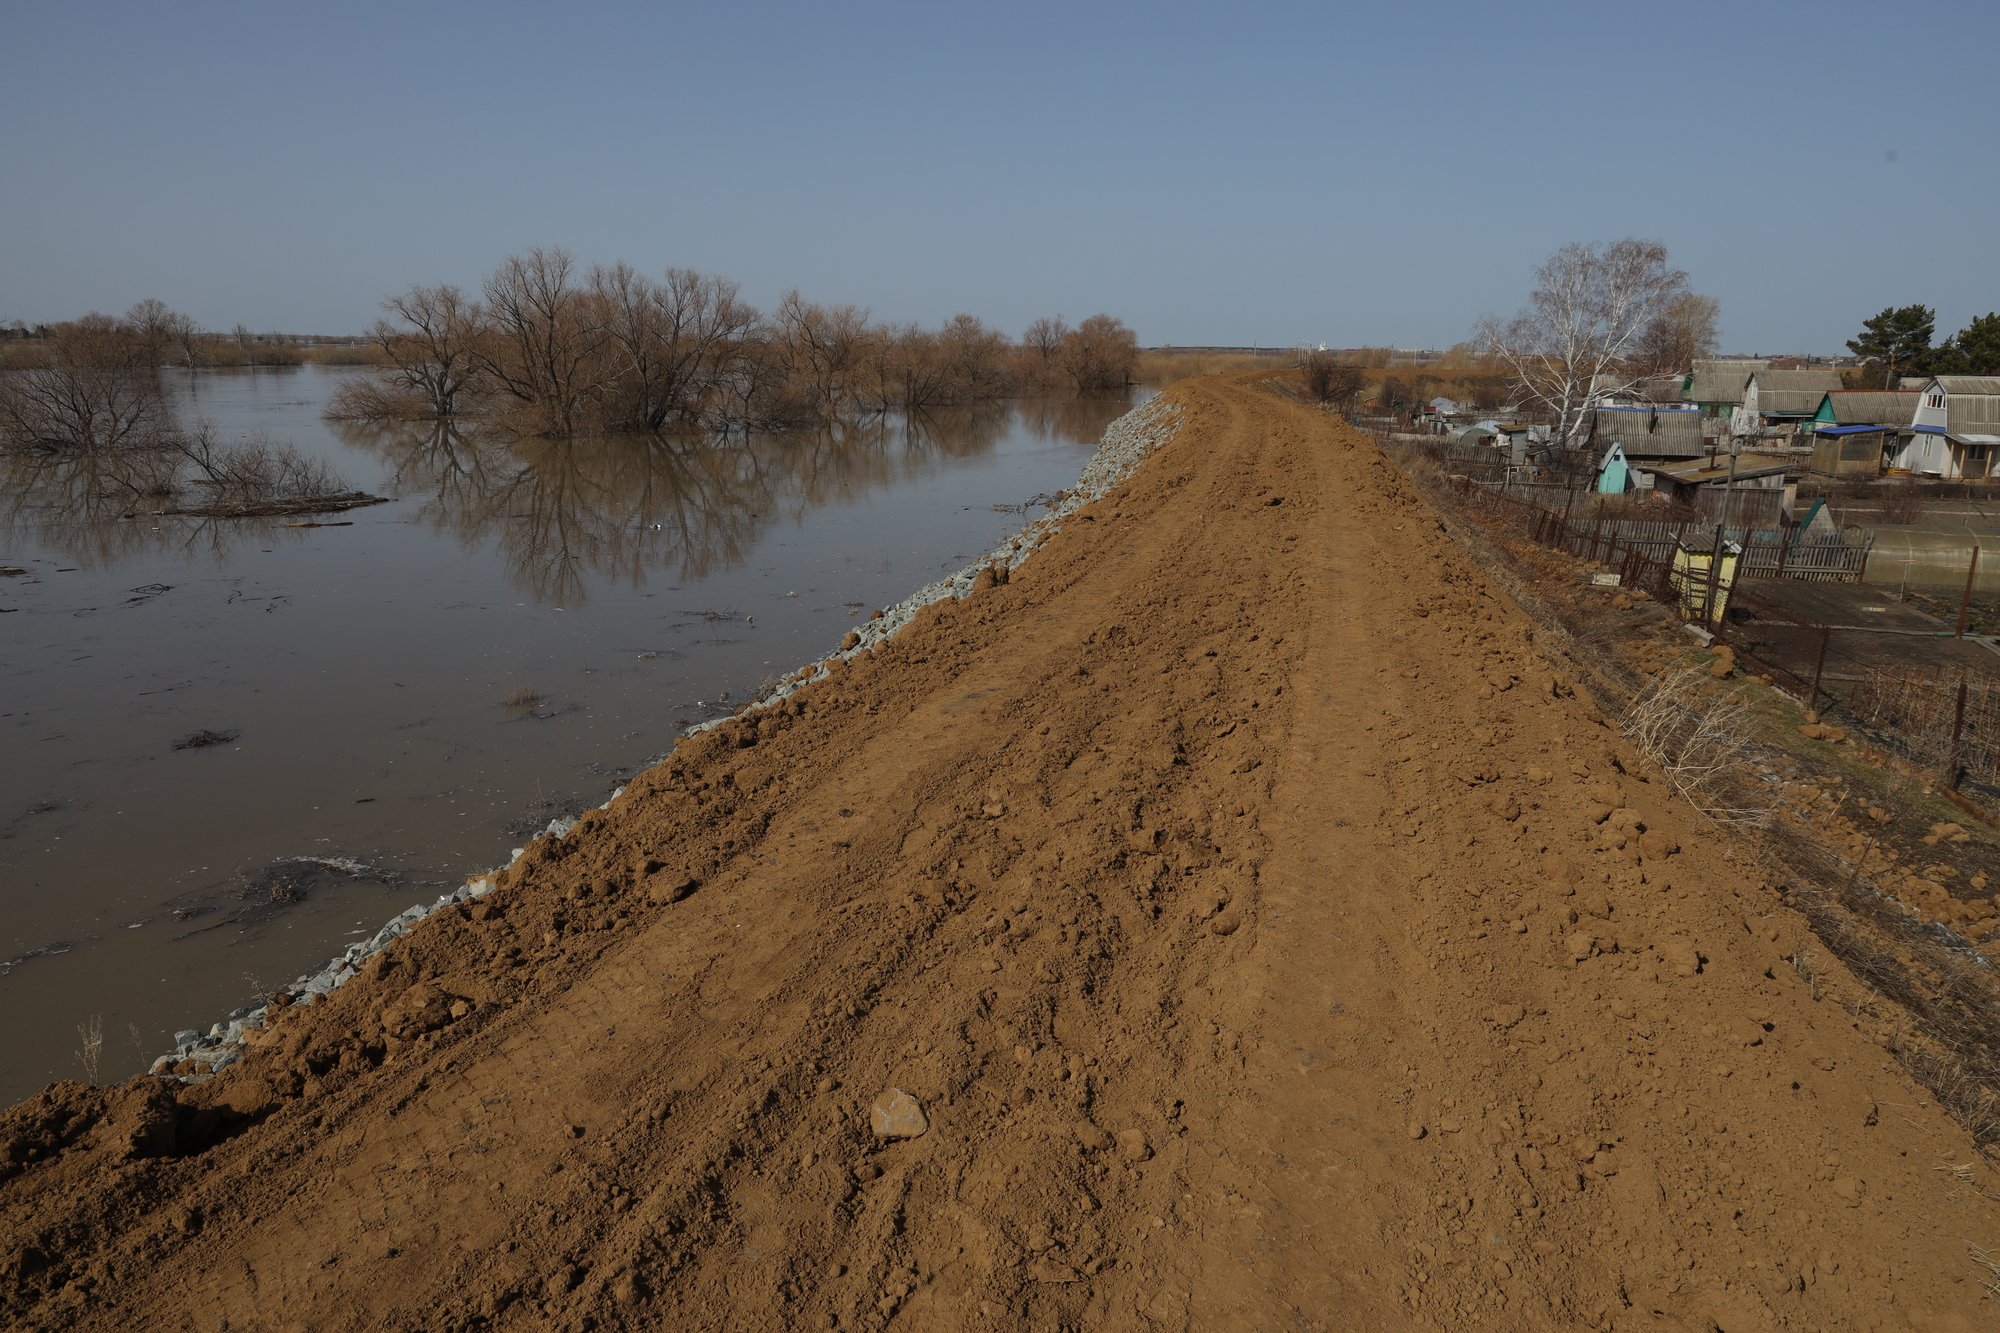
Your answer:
[1905,375,2000,478]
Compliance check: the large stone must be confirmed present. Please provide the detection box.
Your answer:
[870,1088,928,1140]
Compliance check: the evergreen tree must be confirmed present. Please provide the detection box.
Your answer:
[1845,304,1935,387]
[1934,313,2000,376]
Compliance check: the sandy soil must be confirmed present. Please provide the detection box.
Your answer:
[6,376,1999,1330]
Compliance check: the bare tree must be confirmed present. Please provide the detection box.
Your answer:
[936,313,1011,402]
[1302,351,1365,411]
[125,298,179,370]
[352,283,483,419]
[772,291,870,421]
[1057,314,1138,393]
[1023,316,1069,362]
[642,267,760,427]
[478,248,610,436]
[1633,293,1720,377]
[1476,239,1690,444]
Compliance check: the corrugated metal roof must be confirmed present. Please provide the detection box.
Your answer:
[1822,391,1918,425]
[1755,369,1844,393]
[1756,391,1828,416]
[1586,406,1707,458]
[1684,363,1760,405]
[1933,376,2000,395]
[1750,369,1844,418]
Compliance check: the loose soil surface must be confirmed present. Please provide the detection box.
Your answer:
[7,377,2000,1330]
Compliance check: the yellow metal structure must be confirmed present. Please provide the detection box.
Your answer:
[1670,535,1741,624]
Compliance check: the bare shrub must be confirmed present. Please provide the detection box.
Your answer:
[1620,667,1770,825]
[325,378,430,422]
[1301,351,1365,410]
[173,423,344,502]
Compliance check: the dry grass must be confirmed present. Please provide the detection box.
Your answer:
[1971,1242,2000,1300]
[1620,667,1772,826]
[75,1014,103,1085]
[502,684,543,711]
[1132,350,1283,385]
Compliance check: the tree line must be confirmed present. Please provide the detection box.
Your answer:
[1,302,311,370]
[329,248,1139,436]
[1845,305,2000,387]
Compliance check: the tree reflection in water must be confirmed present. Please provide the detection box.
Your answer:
[0,444,298,568]
[1,394,1136,602]
[332,396,1130,606]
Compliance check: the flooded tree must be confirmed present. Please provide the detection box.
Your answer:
[333,283,484,421]
[320,251,1141,436]
[771,291,871,423]
[478,248,612,437]
[1057,314,1139,393]
[0,313,172,453]
[1022,316,1070,376]
[592,265,760,431]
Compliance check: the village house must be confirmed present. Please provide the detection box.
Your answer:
[1905,375,2000,479]
[1682,359,1768,419]
[1808,390,1918,478]
[1741,368,1844,435]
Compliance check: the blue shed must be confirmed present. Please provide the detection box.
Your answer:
[1596,443,1632,494]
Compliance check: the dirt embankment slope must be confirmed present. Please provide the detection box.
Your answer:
[6,377,1999,1330]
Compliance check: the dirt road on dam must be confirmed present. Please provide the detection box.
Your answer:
[6,376,1997,1329]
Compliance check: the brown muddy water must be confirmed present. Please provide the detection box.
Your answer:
[0,367,1142,1100]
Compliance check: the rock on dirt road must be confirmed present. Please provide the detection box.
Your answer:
[5,376,1999,1330]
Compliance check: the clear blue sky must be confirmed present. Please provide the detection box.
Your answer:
[5,0,1995,353]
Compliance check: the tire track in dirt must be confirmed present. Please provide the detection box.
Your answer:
[5,376,1999,1330]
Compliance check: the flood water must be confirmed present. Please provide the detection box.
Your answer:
[0,367,1141,1101]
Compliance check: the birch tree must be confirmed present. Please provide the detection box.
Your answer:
[1475,239,1689,443]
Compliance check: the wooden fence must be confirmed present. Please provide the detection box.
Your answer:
[1476,482,1872,583]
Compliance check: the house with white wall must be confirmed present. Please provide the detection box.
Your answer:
[1904,376,2000,478]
